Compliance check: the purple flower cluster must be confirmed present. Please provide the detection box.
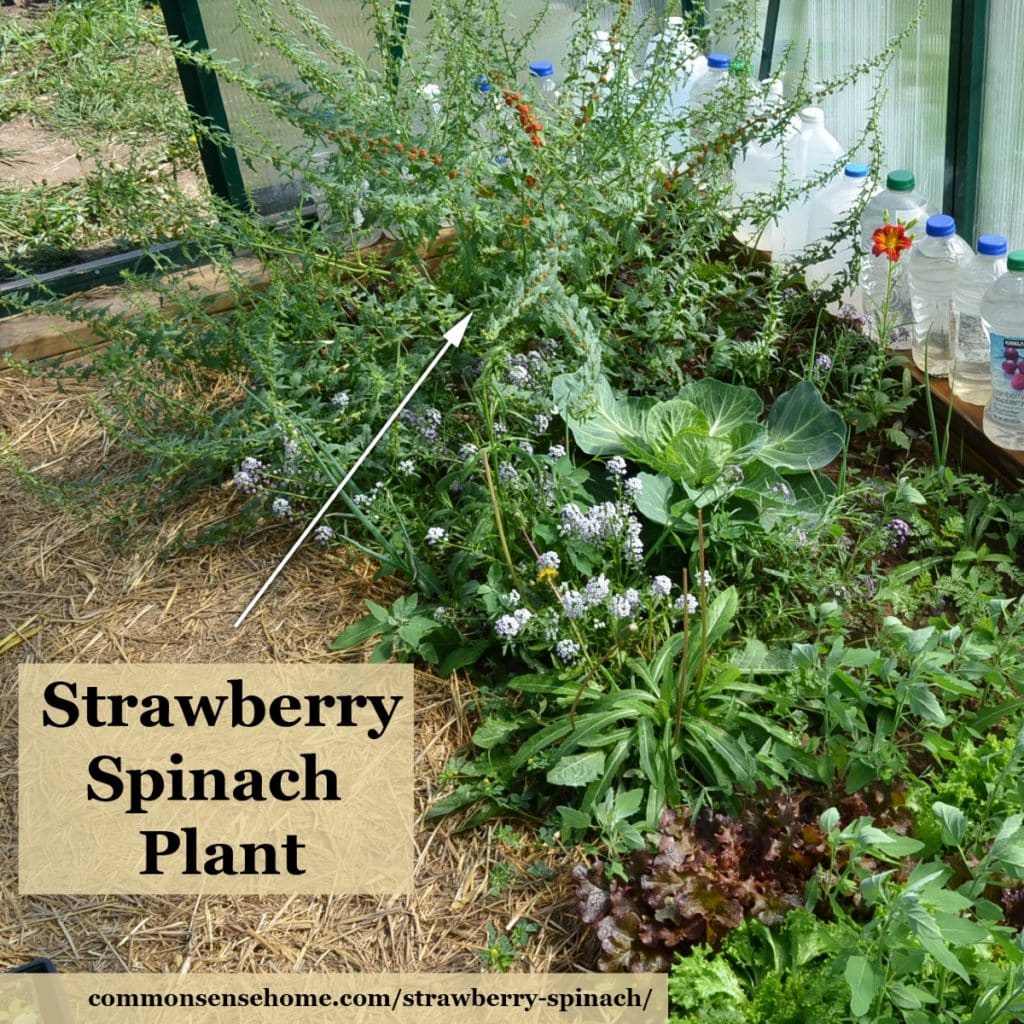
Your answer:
[838,303,874,335]
[503,351,545,389]
[555,638,581,663]
[536,551,560,572]
[886,517,912,549]
[605,456,628,478]
[233,456,269,495]
[401,406,442,443]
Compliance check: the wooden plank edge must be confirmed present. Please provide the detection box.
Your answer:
[0,228,456,366]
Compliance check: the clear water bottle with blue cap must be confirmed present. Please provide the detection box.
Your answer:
[950,234,1008,403]
[688,53,731,110]
[803,162,873,291]
[528,60,558,109]
[908,214,973,376]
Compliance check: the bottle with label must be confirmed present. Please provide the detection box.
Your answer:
[859,169,936,348]
[950,234,1008,404]
[981,250,1024,450]
[907,214,973,376]
[803,162,872,290]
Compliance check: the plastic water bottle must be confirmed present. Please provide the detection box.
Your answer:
[908,214,973,376]
[583,30,635,89]
[859,169,936,348]
[950,234,1008,404]
[803,162,872,290]
[528,61,558,111]
[648,19,706,158]
[646,17,706,104]
[731,81,798,251]
[774,107,844,262]
[981,250,1024,450]
[687,53,731,116]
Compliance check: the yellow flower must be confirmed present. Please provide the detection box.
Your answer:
[536,567,559,584]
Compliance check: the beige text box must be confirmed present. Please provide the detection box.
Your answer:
[17,664,413,895]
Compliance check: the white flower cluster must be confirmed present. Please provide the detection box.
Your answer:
[559,501,644,563]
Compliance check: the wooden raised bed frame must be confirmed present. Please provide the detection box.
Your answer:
[1,232,1020,487]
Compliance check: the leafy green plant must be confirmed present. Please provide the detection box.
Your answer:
[479,920,539,972]
[554,374,844,532]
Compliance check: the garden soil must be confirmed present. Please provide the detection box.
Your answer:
[0,369,588,972]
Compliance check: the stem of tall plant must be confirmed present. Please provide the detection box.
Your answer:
[481,448,519,585]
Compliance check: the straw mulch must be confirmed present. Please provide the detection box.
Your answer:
[0,368,591,973]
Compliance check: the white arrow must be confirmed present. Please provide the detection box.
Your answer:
[234,311,473,628]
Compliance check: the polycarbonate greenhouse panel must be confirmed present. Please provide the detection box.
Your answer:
[753,0,952,213]
[977,0,1024,246]
[186,0,669,212]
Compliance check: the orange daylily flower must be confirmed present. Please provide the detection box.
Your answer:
[871,222,913,262]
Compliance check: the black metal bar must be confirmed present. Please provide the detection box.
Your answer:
[759,0,781,80]
[0,242,202,314]
[943,0,988,242]
[157,0,251,210]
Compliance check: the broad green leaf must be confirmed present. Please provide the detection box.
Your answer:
[397,615,439,649]
[931,803,968,847]
[906,860,953,893]
[331,613,385,649]
[546,750,605,787]
[819,806,840,832]
[702,586,740,651]
[685,719,755,788]
[906,683,949,727]
[644,399,708,450]
[918,933,969,981]
[556,805,591,830]
[438,639,491,677]
[989,814,1024,867]
[732,637,796,674]
[888,983,936,1010]
[425,784,483,819]
[861,869,896,906]
[760,380,846,470]
[932,911,989,946]
[614,787,645,819]
[472,718,520,750]
[553,374,653,455]
[630,401,733,486]
[632,472,679,525]
[844,955,882,1017]
[677,378,764,437]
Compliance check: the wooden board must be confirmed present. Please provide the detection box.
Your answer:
[0,229,455,365]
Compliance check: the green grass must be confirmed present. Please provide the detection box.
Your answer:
[0,0,204,276]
